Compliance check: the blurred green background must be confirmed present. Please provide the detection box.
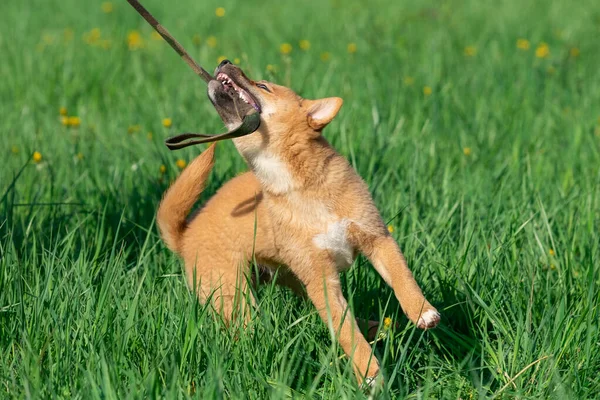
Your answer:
[1,0,599,398]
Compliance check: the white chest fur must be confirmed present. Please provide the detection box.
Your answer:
[248,152,294,194]
[313,218,354,269]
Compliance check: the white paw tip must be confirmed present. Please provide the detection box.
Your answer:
[417,309,441,329]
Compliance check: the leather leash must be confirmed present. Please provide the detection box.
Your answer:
[125,0,261,150]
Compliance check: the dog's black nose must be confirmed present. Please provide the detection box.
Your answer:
[218,59,232,68]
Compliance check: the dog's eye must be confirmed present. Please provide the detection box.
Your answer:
[256,83,270,92]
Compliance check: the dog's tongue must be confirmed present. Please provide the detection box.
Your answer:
[164,112,261,150]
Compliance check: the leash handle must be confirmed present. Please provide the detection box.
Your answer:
[165,112,261,150]
[126,0,213,83]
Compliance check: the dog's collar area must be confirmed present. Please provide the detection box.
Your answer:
[165,112,261,150]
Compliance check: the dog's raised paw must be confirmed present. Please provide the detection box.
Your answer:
[417,309,441,329]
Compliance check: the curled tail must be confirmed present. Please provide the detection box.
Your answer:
[157,143,216,254]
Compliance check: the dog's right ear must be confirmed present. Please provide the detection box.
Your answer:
[307,97,344,131]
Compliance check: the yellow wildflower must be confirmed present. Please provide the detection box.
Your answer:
[266,64,277,72]
[215,7,225,17]
[32,151,42,163]
[320,52,330,62]
[550,264,556,270]
[570,47,580,57]
[549,249,555,256]
[206,36,217,48]
[68,116,81,128]
[159,164,166,174]
[233,58,240,64]
[347,43,357,54]
[101,2,113,13]
[383,317,392,329]
[280,43,292,55]
[423,86,432,96]
[535,42,550,58]
[83,28,101,45]
[176,159,187,169]
[11,145,19,154]
[464,46,477,56]
[192,34,202,46]
[61,116,69,126]
[162,118,172,128]
[59,107,67,116]
[463,147,472,156]
[76,152,84,160]
[403,76,414,86]
[299,39,310,50]
[127,125,141,134]
[151,31,163,41]
[127,30,144,50]
[387,225,394,233]
[517,39,530,50]
[217,55,227,64]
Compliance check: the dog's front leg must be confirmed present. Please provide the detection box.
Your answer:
[299,259,380,385]
[348,224,440,329]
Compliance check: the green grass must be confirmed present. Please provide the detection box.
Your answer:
[1,0,600,398]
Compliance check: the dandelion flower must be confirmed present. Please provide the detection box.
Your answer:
[233,58,240,64]
[128,125,141,134]
[159,164,166,174]
[516,39,530,50]
[11,145,19,154]
[59,106,67,116]
[68,116,81,128]
[570,47,580,57]
[101,2,113,13]
[162,118,172,128]
[32,151,42,163]
[535,42,550,58]
[280,43,292,55]
[176,159,187,169]
[423,86,432,96]
[61,116,69,126]
[320,52,330,62]
[347,43,357,54]
[299,39,310,50]
[206,36,217,48]
[464,46,477,56]
[215,7,225,17]
[127,30,144,50]
[383,317,392,329]
[549,248,555,256]
[387,225,394,233]
[217,55,227,64]
[83,28,101,45]
[463,147,472,156]
[403,76,414,86]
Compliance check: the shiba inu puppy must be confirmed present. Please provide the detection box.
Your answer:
[157,60,440,384]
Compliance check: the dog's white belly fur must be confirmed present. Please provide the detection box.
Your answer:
[313,218,354,269]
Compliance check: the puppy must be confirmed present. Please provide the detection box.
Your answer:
[157,60,440,385]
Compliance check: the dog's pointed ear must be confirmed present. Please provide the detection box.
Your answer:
[307,97,343,130]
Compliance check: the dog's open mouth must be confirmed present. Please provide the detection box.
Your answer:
[208,63,262,127]
[216,72,261,113]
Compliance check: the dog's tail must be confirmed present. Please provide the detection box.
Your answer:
[157,143,216,254]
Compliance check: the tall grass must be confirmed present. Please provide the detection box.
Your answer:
[1,0,599,398]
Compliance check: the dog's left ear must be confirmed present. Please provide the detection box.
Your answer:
[307,97,343,130]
